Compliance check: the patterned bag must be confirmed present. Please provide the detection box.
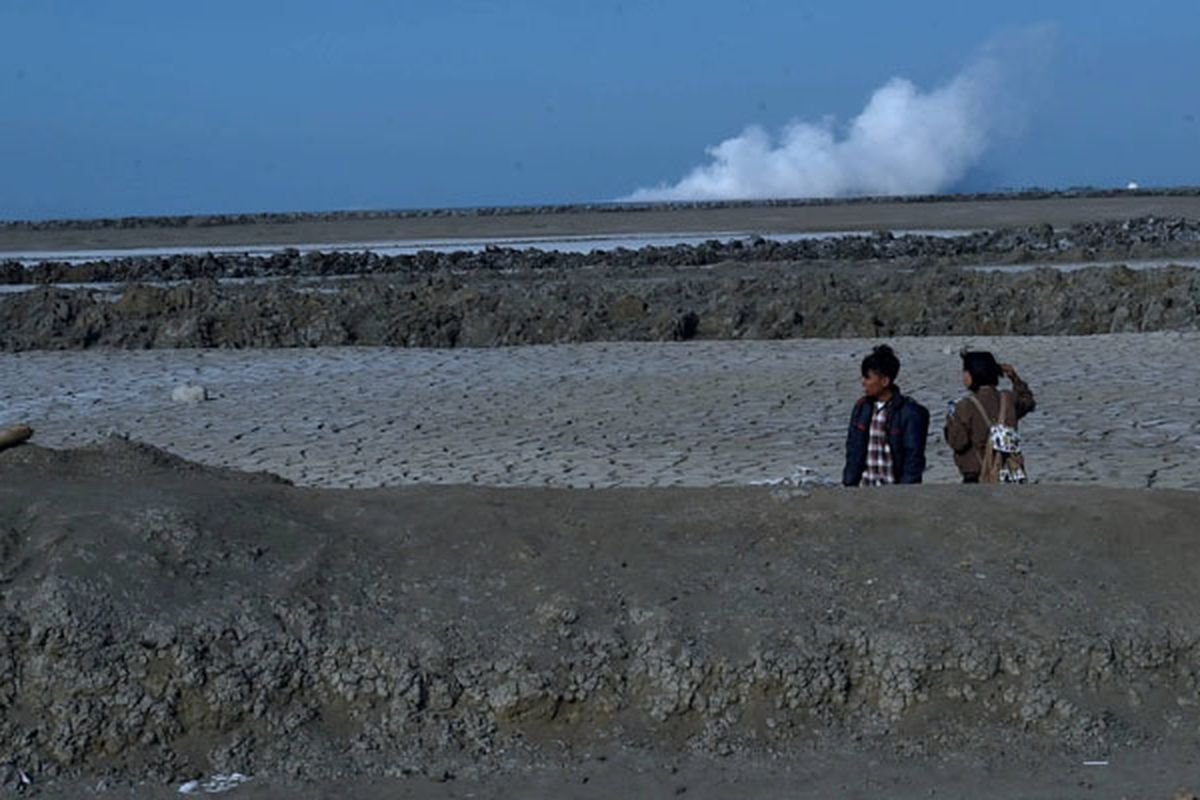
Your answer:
[968,392,1027,484]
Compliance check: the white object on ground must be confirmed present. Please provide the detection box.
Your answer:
[178,773,252,794]
[171,384,209,404]
[752,466,839,488]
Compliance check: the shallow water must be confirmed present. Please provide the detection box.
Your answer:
[0,228,973,265]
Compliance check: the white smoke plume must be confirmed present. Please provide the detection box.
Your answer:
[623,28,1052,202]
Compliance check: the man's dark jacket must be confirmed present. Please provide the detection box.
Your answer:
[842,390,930,486]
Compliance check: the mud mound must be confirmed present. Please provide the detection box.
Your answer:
[3,217,1200,351]
[0,436,291,485]
[0,442,1198,794]
[3,259,1200,351]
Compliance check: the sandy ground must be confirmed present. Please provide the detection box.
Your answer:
[2,333,1197,491]
[5,194,1200,252]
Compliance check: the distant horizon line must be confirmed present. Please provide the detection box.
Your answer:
[4,185,1198,229]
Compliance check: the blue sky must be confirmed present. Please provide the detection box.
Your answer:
[2,0,1197,219]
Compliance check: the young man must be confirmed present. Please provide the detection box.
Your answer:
[842,344,930,486]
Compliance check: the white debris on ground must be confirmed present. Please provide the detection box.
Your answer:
[171,384,209,404]
[178,772,252,794]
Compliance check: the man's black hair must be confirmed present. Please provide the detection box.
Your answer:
[961,350,1001,391]
[861,344,900,382]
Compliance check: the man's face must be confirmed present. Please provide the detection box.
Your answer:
[861,369,891,399]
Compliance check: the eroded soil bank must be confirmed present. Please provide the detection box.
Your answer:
[1,440,1198,796]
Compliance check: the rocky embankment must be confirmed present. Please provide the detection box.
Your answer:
[1,218,1199,349]
[0,440,1198,790]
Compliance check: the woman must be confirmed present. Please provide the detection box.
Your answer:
[944,351,1036,483]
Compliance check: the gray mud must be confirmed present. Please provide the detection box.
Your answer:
[1,440,1199,796]
[2,218,1200,350]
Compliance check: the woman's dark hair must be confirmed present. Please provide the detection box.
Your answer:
[961,350,1001,391]
[861,344,900,381]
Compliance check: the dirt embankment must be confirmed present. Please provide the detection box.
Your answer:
[1,440,1198,792]
[2,218,1200,350]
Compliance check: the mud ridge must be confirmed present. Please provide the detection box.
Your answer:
[2,219,1200,350]
[1,441,1198,788]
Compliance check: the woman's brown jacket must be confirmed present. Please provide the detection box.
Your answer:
[944,375,1035,479]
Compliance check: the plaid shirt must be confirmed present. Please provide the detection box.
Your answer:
[860,401,895,486]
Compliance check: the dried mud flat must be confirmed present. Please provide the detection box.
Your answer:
[0,440,1199,799]
[2,333,1199,491]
